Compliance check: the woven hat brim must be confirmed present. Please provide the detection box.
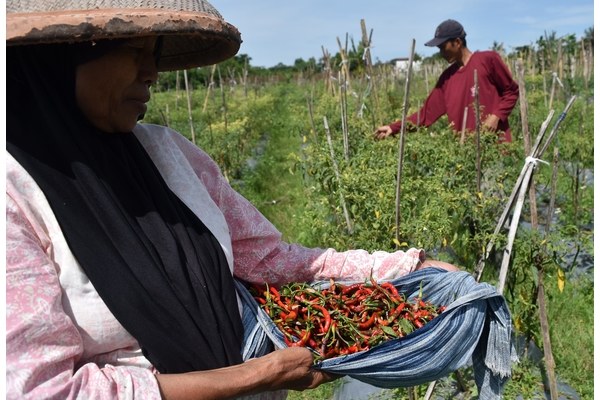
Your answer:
[6,9,242,71]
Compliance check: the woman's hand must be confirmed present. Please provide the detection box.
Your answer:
[257,347,337,391]
[417,259,460,272]
[156,347,338,400]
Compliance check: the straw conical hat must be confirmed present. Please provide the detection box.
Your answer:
[6,0,242,71]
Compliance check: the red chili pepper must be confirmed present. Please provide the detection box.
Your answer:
[269,286,280,297]
[341,283,364,295]
[380,282,401,299]
[340,344,360,355]
[281,310,297,321]
[312,304,332,334]
[287,330,311,347]
[253,280,444,361]
[358,312,377,330]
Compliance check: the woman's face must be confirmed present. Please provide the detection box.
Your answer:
[75,37,159,133]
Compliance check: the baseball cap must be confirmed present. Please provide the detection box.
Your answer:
[425,19,466,47]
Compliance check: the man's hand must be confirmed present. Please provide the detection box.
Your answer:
[482,114,500,132]
[373,125,394,140]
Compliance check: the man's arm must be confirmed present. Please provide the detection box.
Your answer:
[489,52,519,121]
[374,83,447,140]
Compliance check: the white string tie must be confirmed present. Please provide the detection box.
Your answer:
[525,156,549,167]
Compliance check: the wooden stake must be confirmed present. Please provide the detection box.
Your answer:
[336,35,351,90]
[183,69,196,144]
[202,64,217,114]
[423,381,436,400]
[473,69,481,193]
[536,146,560,400]
[548,73,557,111]
[338,70,350,162]
[217,65,228,133]
[394,39,416,246]
[516,59,539,229]
[497,92,573,288]
[175,70,180,109]
[541,55,548,109]
[497,161,533,293]
[537,267,559,400]
[360,19,381,126]
[324,116,353,234]
[473,111,554,281]
[460,106,468,145]
[516,59,531,150]
[306,93,318,142]
[321,46,334,95]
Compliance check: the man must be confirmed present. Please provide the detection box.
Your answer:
[374,19,519,142]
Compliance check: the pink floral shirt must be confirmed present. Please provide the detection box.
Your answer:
[6,124,425,399]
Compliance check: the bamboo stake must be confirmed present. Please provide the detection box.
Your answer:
[473,70,481,193]
[516,59,531,151]
[394,38,416,246]
[338,70,350,162]
[202,64,217,114]
[546,148,559,235]
[321,46,334,95]
[242,57,249,98]
[473,111,554,281]
[360,19,381,126]
[423,381,436,400]
[407,387,417,400]
[541,54,548,109]
[460,106,468,145]
[497,160,533,293]
[158,105,169,127]
[175,70,180,109]
[556,38,563,81]
[537,267,559,400]
[548,72,557,110]
[494,96,576,289]
[217,65,228,133]
[323,116,353,234]
[424,65,430,94]
[306,93,318,142]
[336,35,351,90]
[538,95,576,156]
[183,69,196,144]
[536,146,560,400]
[516,59,538,228]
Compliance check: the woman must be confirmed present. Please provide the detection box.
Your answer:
[6,1,458,398]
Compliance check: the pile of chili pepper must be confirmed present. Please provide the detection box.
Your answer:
[249,277,445,360]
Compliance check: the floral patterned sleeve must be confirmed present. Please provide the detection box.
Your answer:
[169,130,426,286]
[6,188,160,399]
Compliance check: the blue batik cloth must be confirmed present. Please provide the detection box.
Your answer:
[236,267,517,399]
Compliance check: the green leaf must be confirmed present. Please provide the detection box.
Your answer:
[397,318,415,335]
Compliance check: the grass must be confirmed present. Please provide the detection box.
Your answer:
[230,87,311,244]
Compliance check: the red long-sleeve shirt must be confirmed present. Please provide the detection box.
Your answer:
[390,51,519,142]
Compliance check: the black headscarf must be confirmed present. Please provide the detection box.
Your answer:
[6,42,244,373]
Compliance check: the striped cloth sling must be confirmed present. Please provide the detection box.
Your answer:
[236,267,516,399]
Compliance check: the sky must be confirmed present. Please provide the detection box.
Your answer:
[210,0,594,68]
